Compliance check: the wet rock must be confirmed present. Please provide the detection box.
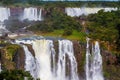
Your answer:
[13,47,25,70]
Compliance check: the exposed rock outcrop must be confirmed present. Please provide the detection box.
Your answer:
[73,41,86,79]
[13,47,25,70]
[0,44,25,70]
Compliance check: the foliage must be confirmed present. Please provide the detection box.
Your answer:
[4,44,21,61]
[63,28,73,36]
[87,9,120,50]
[0,40,11,47]
[0,70,33,80]
[28,20,53,33]
[0,0,15,5]
[28,7,82,35]
[103,65,120,80]
[0,0,120,7]
[0,44,22,70]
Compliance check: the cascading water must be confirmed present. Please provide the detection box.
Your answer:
[0,23,7,30]
[0,7,10,22]
[65,7,117,17]
[92,41,104,80]
[15,39,79,80]
[85,39,104,80]
[31,39,79,80]
[86,38,91,80]
[0,7,10,32]
[0,23,9,33]
[23,7,42,21]
[32,40,54,80]
[65,8,87,17]
[57,40,79,80]
[22,45,37,79]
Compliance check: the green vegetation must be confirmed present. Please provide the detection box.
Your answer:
[0,70,33,80]
[0,40,10,46]
[0,43,23,70]
[87,9,120,51]
[102,51,120,80]
[86,9,120,80]
[35,30,86,41]
[28,7,86,41]
[103,64,120,80]
[29,7,81,31]
[4,44,20,60]
[0,42,36,80]
[0,0,15,5]
[0,1,120,80]
[0,0,120,7]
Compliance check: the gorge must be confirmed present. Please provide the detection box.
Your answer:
[0,36,105,80]
[0,2,120,80]
[12,37,103,80]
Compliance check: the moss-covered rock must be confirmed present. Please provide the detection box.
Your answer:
[0,44,25,70]
[4,44,20,60]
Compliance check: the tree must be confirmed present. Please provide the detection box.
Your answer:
[87,9,120,50]
[0,70,33,80]
[1,0,15,4]
[63,28,73,36]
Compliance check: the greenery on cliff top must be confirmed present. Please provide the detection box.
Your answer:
[0,0,120,7]
[0,1,120,80]
[0,42,35,79]
[87,9,120,51]
[4,44,20,60]
[27,7,86,41]
[0,43,21,70]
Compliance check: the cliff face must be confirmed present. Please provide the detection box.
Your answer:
[25,44,35,57]
[0,44,25,70]
[0,40,120,80]
[0,49,15,70]
[13,47,25,70]
[73,41,86,79]
[102,50,120,80]
[73,41,120,80]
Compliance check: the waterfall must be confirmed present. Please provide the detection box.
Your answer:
[22,45,37,79]
[0,7,10,32]
[0,7,10,71]
[65,7,117,17]
[85,39,104,80]
[0,7,10,22]
[0,23,9,33]
[86,38,91,80]
[92,41,104,80]
[31,39,79,80]
[65,8,87,17]
[32,40,54,80]
[0,23,6,30]
[57,40,79,80]
[23,7,42,21]
[15,39,79,80]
